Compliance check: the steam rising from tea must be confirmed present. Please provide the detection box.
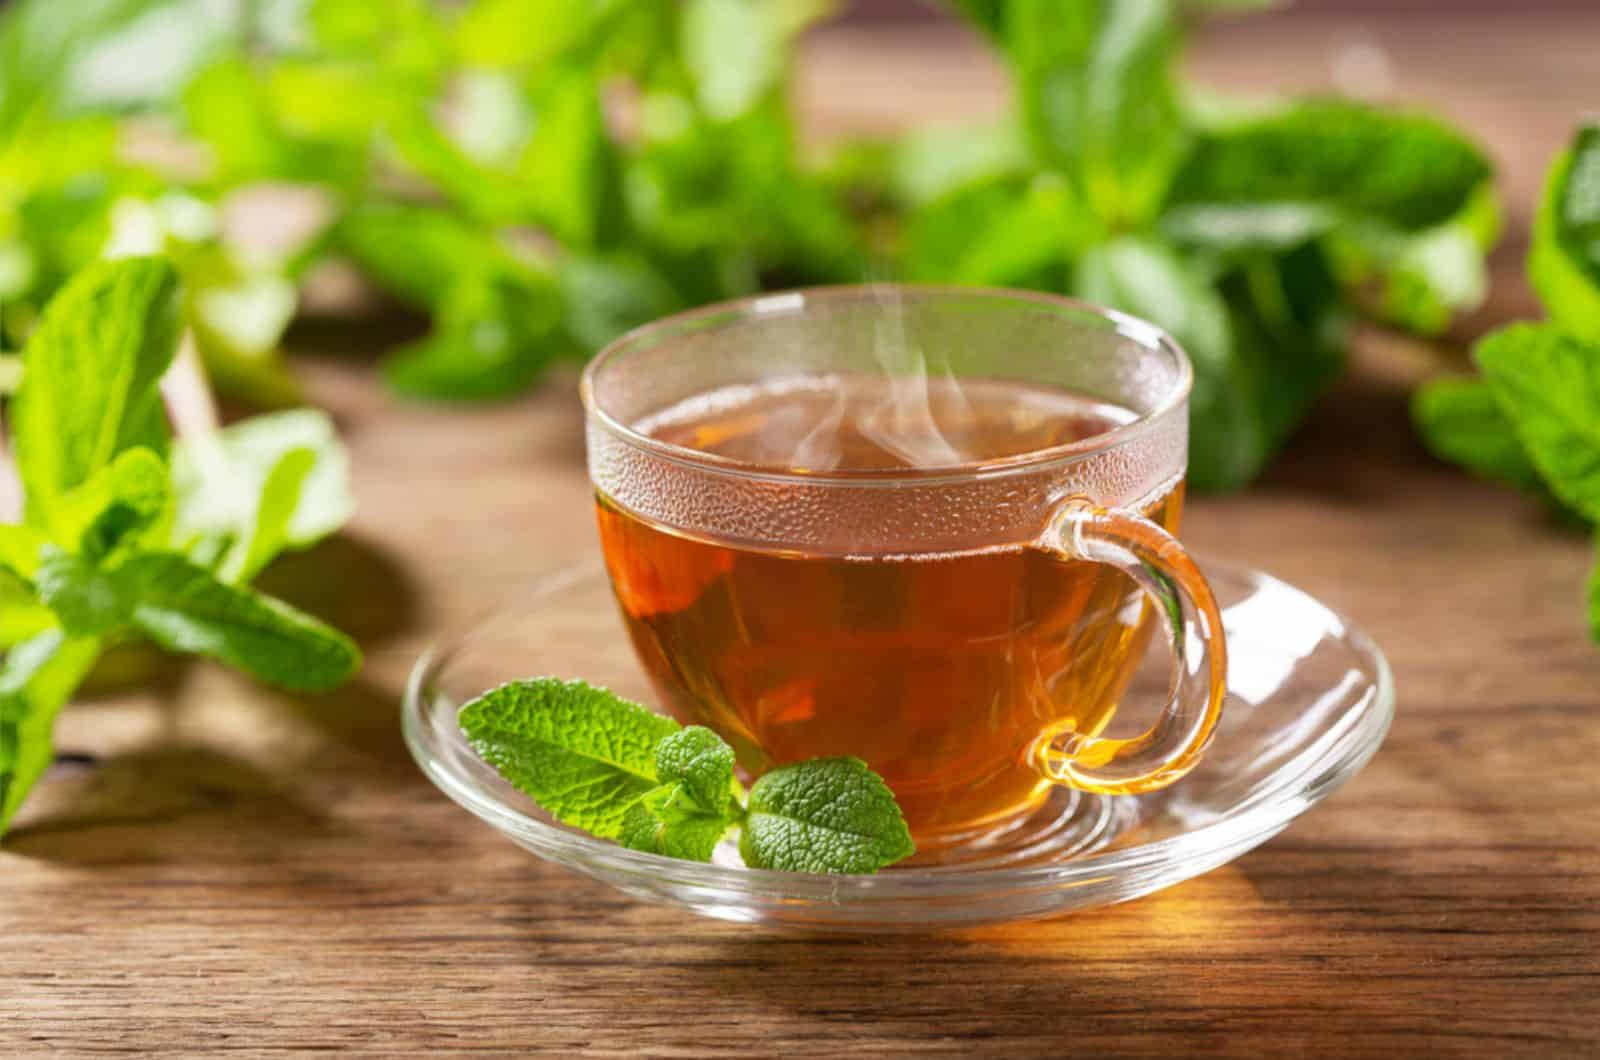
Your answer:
[635,291,1136,471]
[638,377,1136,471]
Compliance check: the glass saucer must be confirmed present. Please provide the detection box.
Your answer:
[403,556,1393,932]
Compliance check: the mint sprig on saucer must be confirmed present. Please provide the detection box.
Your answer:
[458,678,916,874]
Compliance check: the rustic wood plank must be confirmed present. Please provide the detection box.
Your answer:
[4,10,1598,1057]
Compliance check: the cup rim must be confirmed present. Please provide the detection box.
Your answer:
[579,283,1194,484]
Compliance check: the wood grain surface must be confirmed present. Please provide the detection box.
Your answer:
[5,10,1599,1058]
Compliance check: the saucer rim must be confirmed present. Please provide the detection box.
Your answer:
[402,555,1395,899]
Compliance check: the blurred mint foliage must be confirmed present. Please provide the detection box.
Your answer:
[921,0,1496,490]
[0,0,1494,492]
[1413,123,1600,643]
[0,0,310,404]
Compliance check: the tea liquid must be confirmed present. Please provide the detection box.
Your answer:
[595,376,1182,839]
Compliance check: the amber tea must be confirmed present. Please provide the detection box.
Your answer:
[596,377,1184,839]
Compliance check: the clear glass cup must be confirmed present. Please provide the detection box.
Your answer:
[582,285,1227,844]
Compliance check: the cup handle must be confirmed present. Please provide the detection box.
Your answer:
[1030,497,1228,795]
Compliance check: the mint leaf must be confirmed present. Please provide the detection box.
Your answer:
[171,409,353,581]
[0,566,55,646]
[741,757,915,874]
[382,270,562,401]
[1474,323,1600,524]
[181,252,303,408]
[52,446,170,560]
[34,548,130,636]
[452,0,597,69]
[882,122,1026,208]
[0,526,49,578]
[558,255,682,353]
[1413,377,1545,493]
[183,56,366,188]
[682,0,827,123]
[109,552,361,692]
[11,257,179,533]
[618,783,733,862]
[1003,0,1184,227]
[515,67,620,251]
[383,328,550,402]
[335,204,497,311]
[1530,123,1600,343]
[230,448,315,584]
[458,678,679,839]
[1329,183,1498,336]
[903,173,1090,287]
[1073,236,1246,488]
[0,629,101,831]
[653,725,738,815]
[387,105,525,226]
[1076,238,1347,492]
[1166,100,1491,234]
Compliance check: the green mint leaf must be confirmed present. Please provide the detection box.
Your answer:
[171,409,354,581]
[309,0,444,57]
[266,59,406,143]
[181,252,304,408]
[740,757,915,874]
[1474,323,1600,524]
[0,628,101,833]
[1166,99,1492,235]
[451,0,597,70]
[514,67,621,251]
[653,725,738,816]
[1344,222,1488,337]
[0,526,49,579]
[229,448,316,584]
[387,104,525,226]
[382,270,561,401]
[457,678,680,840]
[11,257,179,535]
[881,121,1027,208]
[558,255,682,353]
[0,0,167,125]
[1004,0,1184,228]
[1212,244,1348,492]
[0,565,56,646]
[903,173,1091,287]
[619,783,733,862]
[1074,236,1247,488]
[382,329,550,402]
[1323,184,1498,338]
[1077,238,1348,492]
[183,57,366,188]
[681,0,827,123]
[52,447,170,561]
[335,204,498,312]
[1412,377,1545,493]
[1161,202,1332,257]
[108,552,361,692]
[34,547,131,636]
[1529,123,1600,343]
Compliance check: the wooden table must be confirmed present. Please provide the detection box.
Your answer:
[6,9,1598,1057]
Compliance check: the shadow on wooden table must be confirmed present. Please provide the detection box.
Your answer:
[3,746,331,861]
[254,531,420,649]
